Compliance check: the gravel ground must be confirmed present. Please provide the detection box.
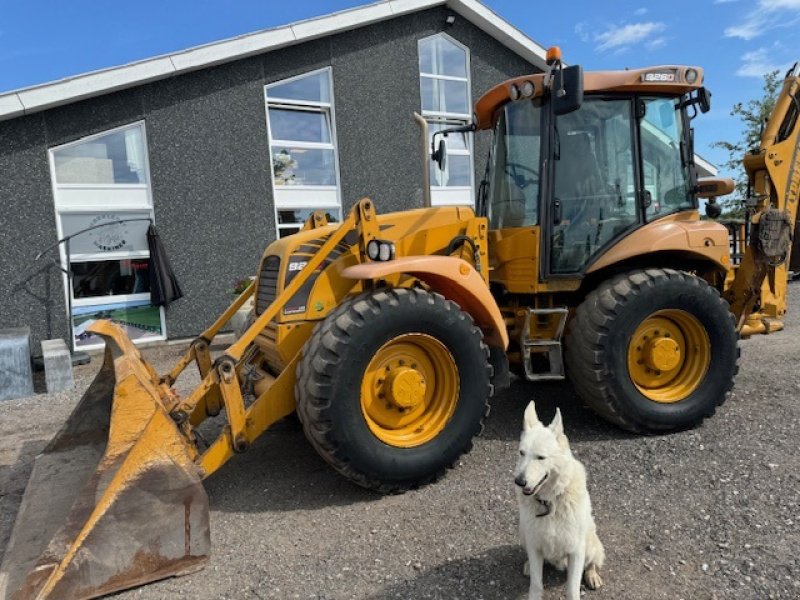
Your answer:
[2,287,800,600]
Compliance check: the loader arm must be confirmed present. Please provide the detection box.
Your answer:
[0,199,380,600]
[725,65,800,334]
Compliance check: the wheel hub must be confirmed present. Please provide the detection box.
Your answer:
[626,310,711,404]
[360,334,459,448]
[644,337,681,372]
[385,367,427,409]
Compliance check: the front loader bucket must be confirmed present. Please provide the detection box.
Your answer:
[0,321,209,600]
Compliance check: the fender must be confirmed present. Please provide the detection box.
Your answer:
[340,256,509,350]
[586,211,730,274]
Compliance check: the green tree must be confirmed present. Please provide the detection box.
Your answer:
[712,70,781,219]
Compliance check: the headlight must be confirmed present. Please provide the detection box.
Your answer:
[685,68,698,84]
[521,80,535,97]
[509,84,521,101]
[366,239,396,262]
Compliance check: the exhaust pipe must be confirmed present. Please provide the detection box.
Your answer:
[414,112,432,208]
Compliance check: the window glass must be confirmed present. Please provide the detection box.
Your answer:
[72,259,150,298]
[431,154,471,187]
[419,36,467,77]
[428,122,468,150]
[266,69,341,203]
[278,208,340,225]
[50,123,163,350]
[487,99,542,229]
[53,126,146,184]
[277,208,341,238]
[551,98,638,273]
[641,97,694,218]
[59,212,151,255]
[421,77,469,115]
[266,71,330,103]
[419,34,473,204]
[73,300,163,348]
[268,108,331,143]
[271,147,336,186]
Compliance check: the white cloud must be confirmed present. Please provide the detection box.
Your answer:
[647,37,668,50]
[595,22,666,52]
[760,0,800,7]
[725,0,800,39]
[714,0,739,4]
[574,22,590,43]
[736,46,791,76]
[634,8,648,15]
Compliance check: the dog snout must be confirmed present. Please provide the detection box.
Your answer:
[514,474,527,488]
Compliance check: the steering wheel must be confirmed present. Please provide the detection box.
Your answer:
[505,162,539,189]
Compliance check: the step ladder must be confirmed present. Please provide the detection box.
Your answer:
[520,307,568,381]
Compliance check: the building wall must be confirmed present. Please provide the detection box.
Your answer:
[0,7,538,349]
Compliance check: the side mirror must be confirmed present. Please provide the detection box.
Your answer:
[698,87,711,113]
[705,198,723,219]
[695,177,734,198]
[432,138,447,171]
[553,65,584,116]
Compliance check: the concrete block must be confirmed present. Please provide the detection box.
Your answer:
[0,328,34,401]
[42,338,75,393]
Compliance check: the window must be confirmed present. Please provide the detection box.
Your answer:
[640,97,694,219]
[487,99,542,230]
[418,34,474,206]
[266,68,342,238]
[551,98,638,274]
[49,122,165,349]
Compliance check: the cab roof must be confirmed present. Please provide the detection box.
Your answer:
[474,65,704,129]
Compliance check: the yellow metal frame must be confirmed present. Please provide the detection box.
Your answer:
[159,200,377,478]
[725,71,800,334]
[147,198,506,479]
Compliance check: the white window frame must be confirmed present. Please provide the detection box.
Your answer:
[418,33,475,207]
[265,67,343,236]
[48,121,166,350]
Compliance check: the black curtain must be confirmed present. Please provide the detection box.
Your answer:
[147,224,183,307]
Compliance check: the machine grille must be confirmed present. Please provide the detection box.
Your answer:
[255,255,280,315]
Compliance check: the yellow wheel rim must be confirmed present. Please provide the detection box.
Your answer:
[626,309,711,403]
[360,334,459,448]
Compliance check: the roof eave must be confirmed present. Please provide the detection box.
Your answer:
[0,0,548,123]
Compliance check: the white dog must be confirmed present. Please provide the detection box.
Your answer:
[515,401,605,600]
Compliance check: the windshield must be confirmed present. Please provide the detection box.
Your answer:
[487,99,542,229]
[640,97,695,218]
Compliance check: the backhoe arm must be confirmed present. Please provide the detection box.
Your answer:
[726,66,800,332]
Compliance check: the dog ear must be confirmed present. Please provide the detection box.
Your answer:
[549,408,564,436]
[523,401,541,430]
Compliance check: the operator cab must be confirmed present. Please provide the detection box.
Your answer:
[467,55,712,280]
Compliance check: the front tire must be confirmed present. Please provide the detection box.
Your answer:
[295,287,492,493]
[566,268,739,432]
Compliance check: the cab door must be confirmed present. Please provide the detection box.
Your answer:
[546,96,641,275]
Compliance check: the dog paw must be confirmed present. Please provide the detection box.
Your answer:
[523,559,530,576]
[583,564,603,590]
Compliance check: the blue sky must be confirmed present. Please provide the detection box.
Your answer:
[1,0,798,173]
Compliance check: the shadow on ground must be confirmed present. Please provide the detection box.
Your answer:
[205,378,637,514]
[204,416,381,514]
[483,378,637,444]
[366,543,574,600]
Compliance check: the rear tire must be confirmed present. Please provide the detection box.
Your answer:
[565,268,739,432]
[295,287,492,493]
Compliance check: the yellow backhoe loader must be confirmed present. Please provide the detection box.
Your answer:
[3,47,799,599]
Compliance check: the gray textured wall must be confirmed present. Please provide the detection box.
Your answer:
[0,6,539,348]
